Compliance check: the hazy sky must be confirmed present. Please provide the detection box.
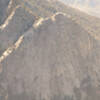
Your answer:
[60,0,100,18]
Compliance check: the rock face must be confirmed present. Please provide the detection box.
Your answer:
[0,13,100,100]
[0,0,100,100]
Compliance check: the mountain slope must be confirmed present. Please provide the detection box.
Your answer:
[19,0,100,41]
[0,13,100,100]
[0,0,100,46]
[0,0,100,100]
[60,0,100,17]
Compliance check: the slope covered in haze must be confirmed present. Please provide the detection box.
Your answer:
[0,0,100,100]
[60,0,100,17]
[0,0,100,51]
[1,12,100,100]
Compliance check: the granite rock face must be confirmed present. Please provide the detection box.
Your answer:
[0,13,100,100]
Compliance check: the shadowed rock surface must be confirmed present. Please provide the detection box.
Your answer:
[0,13,100,100]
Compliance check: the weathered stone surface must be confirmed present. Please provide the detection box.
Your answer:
[0,13,100,100]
